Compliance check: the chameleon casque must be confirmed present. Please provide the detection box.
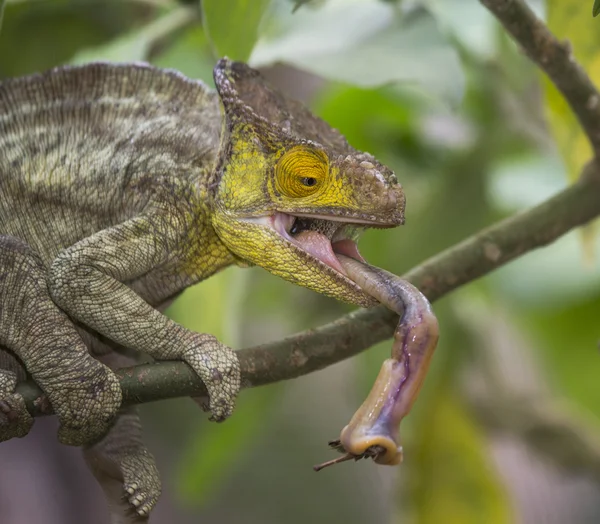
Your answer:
[0,59,406,521]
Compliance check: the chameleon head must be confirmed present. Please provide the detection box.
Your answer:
[211,59,405,307]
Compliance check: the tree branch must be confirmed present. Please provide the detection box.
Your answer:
[18,163,600,416]
[480,0,600,156]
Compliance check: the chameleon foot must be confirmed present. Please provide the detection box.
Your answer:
[0,370,33,441]
[122,451,161,518]
[84,408,161,522]
[186,334,241,422]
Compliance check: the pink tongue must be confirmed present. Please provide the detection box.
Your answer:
[293,231,346,274]
[332,239,366,263]
[293,232,364,275]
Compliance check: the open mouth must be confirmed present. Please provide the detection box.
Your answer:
[250,212,371,276]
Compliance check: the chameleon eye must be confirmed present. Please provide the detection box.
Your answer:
[275,146,328,198]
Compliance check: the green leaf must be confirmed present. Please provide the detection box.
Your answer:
[167,268,275,506]
[252,0,464,105]
[202,0,272,62]
[0,1,124,76]
[0,0,6,36]
[403,388,513,524]
[152,25,215,85]
[594,0,600,17]
[176,385,279,506]
[71,6,195,65]
[522,294,600,419]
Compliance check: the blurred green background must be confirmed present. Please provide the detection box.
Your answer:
[1,0,600,523]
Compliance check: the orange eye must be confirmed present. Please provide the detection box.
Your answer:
[275,146,328,198]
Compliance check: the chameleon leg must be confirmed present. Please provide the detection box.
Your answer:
[0,235,122,446]
[0,349,33,441]
[83,407,161,522]
[48,210,241,421]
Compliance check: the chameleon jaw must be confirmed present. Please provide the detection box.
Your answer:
[269,212,366,276]
[227,211,378,307]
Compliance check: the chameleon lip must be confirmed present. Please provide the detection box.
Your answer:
[281,211,399,228]
[246,213,366,277]
[273,212,367,276]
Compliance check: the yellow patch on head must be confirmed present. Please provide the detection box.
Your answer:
[275,146,329,199]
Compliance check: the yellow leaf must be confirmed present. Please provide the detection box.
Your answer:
[399,388,512,524]
[544,1,600,256]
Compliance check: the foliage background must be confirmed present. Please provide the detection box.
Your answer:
[1,0,600,523]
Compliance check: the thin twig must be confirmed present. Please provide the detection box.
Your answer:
[480,0,600,156]
[18,162,600,416]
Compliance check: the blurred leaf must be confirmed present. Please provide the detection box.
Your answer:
[176,385,279,506]
[544,1,598,185]
[167,269,281,506]
[522,294,600,419]
[420,0,497,59]
[0,0,6,35]
[71,5,195,64]
[594,0,600,17]
[152,24,215,85]
[544,1,600,257]
[289,0,322,12]
[202,0,272,61]
[252,0,464,105]
[166,267,248,350]
[490,230,600,309]
[314,85,430,175]
[402,387,512,524]
[488,152,566,212]
[0,1,131,76]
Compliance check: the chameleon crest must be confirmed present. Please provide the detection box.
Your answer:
[211,59,406,307]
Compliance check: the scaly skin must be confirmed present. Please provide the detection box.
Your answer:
[0,59,405,520]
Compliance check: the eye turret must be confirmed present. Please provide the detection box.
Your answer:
[275,146,328,198]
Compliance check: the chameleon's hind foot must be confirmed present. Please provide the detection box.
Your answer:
[84,407,161,522]
[0,370,33,441]
[187,334,241,421]
[122,450,161,518]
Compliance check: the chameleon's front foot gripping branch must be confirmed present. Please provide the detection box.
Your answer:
[314,255,439,470]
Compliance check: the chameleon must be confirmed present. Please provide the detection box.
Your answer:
[0,59,405,522]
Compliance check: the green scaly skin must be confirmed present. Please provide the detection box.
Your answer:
[0,59,405,521]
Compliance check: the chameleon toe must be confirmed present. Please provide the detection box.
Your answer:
[186,335,241,422]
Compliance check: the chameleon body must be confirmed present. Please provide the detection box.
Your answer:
[0,59,405,521]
